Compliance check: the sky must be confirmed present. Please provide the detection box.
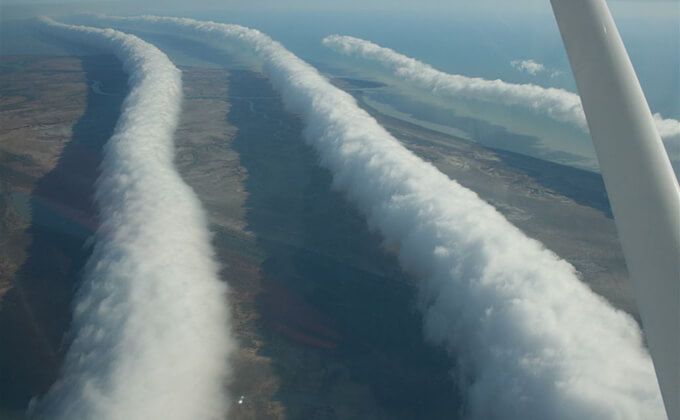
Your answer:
[1,0,678,20]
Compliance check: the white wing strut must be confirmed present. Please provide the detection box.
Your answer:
[550,1,679,419]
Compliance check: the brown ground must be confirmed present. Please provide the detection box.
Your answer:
[0,56,88,301]
[174,66,286,418]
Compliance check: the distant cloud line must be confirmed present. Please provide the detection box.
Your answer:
[322,35,680,155]
[79,15,666,419]
[32,17,234,420]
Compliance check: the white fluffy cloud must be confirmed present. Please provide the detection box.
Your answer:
[82,14,667,419]
[510,59,546,75]
[31,17,235,420]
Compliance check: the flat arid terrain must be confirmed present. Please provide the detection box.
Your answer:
[0,55,127,418]
[0,54,634,419]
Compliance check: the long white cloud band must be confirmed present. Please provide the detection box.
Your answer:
[322,35,680,168]
[31,17,234,420]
